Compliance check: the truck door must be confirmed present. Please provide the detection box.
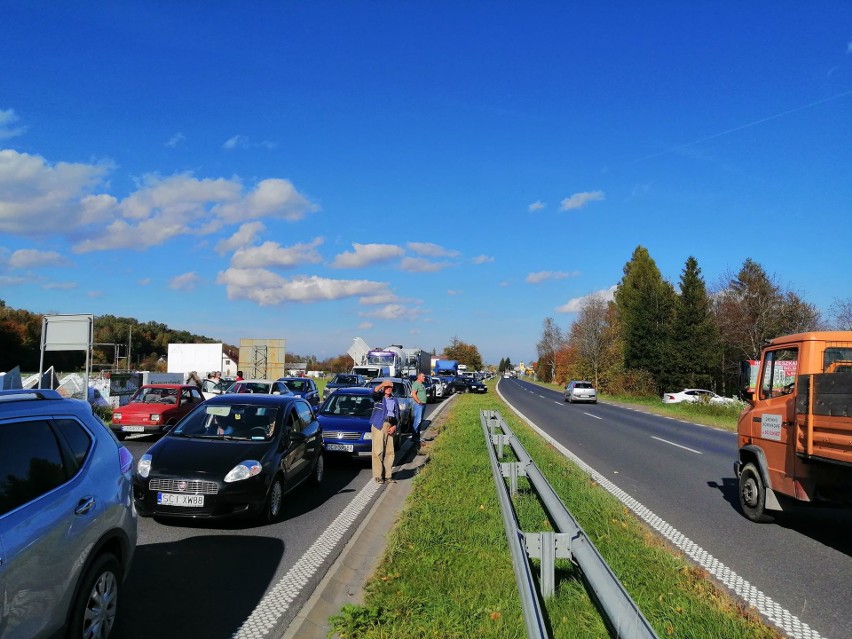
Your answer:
[752,347,799,491]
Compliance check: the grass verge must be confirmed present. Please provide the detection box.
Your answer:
[329,389,780,638]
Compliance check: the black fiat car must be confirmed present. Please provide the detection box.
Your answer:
[133,393,323,523]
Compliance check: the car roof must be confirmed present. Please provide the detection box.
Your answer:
[0,389,93,418]
[327,386,372,395]
[205,393,301,406]
[142,383,197,389]
[233,379,279,384]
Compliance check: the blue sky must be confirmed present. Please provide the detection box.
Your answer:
[2,3,851,365]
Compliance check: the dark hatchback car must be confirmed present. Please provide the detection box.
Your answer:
[133,394,323,523]
[317,386,378,459]
[278,377,320,407]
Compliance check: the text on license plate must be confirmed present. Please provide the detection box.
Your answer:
[326,443,354,452]
[122,425,145,432]
[157,493,204,507]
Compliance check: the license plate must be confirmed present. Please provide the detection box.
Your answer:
[157,493,204,507]
[122,425,145,432]
[326,443,354,452]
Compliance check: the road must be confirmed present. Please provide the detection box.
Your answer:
[112,402,439,639]
[497,377,852,639]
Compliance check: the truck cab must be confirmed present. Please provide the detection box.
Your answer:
[735,331,852,522]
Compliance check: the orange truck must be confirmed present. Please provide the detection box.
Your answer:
[735,331,852,522]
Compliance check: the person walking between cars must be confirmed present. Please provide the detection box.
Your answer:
[410,372,427,446]
[370,380,399,484]
[186,371,203,392]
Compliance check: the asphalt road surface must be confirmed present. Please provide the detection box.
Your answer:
[497,377,852,639]
[113,403,439,639]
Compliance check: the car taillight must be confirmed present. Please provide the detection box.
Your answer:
[118,446,134,474]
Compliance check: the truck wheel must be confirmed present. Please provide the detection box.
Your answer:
[739,462,773,523]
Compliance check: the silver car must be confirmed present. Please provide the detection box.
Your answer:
[0,389,137,638]
[563,380,598,404]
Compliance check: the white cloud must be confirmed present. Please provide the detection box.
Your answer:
[169,271,201,291]
[165,132,185,147]
[528,200,545,212]
[230,237,323,269]
[525,270,578,284]
[447,289,463,296]
[223,135,249,150]
[217,269,389,306]
[0,109,27,140]
[0,275,27,286]
[400,257,450,273]
[559,190,605,211]
[331,243,404,268]
[138,278,151,286]
[223,135,277,150]
[472,255,494,264]
[555,285,617,313]
[358,321,373,330]
[359,292,401,305]
[216,221,266,254]
[406,242,460,258]
[0,149,112,234]
[43,281,76,290]
[359,303,425,321]
[73,174,317,253]
[8,248,68,269]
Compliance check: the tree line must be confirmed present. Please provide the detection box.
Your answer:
[0,300,492,377]
[535,246,852,397]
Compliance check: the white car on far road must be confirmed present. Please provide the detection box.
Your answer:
[662,389,738,405]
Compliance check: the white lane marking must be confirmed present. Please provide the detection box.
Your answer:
[554,401,563,406]
[233,479,381,638]
[583,412,602,420]
[497,386,825,639]
[651,436,703,455]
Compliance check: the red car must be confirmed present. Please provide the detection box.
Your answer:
[111,384,204,439]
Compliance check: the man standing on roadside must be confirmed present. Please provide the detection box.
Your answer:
[410,372,427,445]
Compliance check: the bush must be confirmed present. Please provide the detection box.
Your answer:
[93,404,113,422]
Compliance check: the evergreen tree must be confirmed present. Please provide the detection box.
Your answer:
[614,246,676,392]
[668,257,719,389]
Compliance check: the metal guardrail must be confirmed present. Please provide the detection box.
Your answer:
[480,409,659,639]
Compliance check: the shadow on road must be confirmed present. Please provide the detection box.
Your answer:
[710,476,852,556]
[114,535,284,639]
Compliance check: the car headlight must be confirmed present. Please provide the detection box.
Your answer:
[363,431,372,440]
[225,460,263,483]
[150,414,161,422]
[113,412,122,420]
[137,453,152,478]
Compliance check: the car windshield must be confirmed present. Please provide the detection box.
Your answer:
[172,404,279,440]
[321,393,373,417]
[228,382,271,394]
[285,379,307,392]
[332,375,357,384]
[130,387,178,404]
[574,382,593,389]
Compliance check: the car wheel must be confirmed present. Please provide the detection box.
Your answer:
[262,476,284,524]
[310,452,324,485]
[739,462,773,523]
[67,552,122,639]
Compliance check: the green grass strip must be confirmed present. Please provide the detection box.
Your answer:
[330,388,780,639]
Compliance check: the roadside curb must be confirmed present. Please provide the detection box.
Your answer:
[280,395,456,639]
